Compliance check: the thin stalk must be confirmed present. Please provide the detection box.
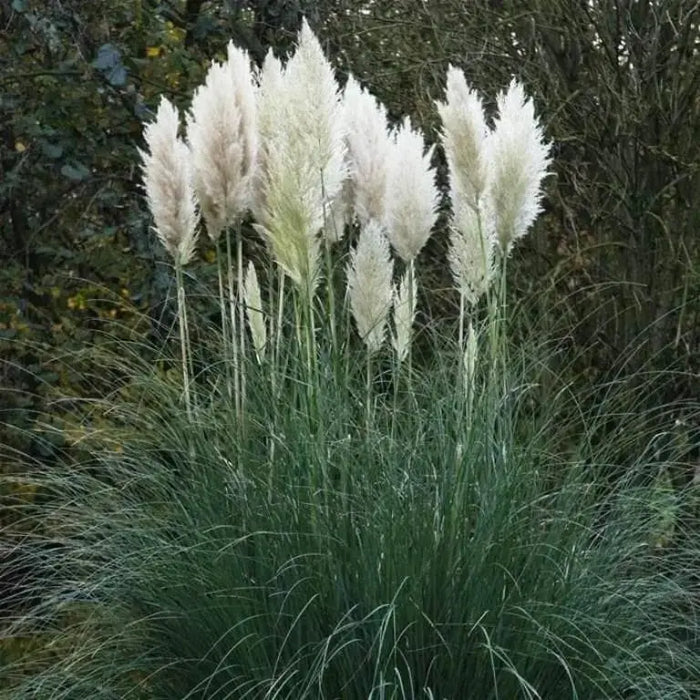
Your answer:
[319,165,338,357]
[225,230,241,423]
[457,289,468,428]
[323,237,337,356]
[175,261,192,421]
[458,289,465,352]
[365,349,372,435]
[236,225,246,417]
[405,259,416,403]
[343,282,352,386]
[299,278,318,424]
[391,353,400,442]
[216,241,232,399]
[498,253,509,396]
[272,272,286,402]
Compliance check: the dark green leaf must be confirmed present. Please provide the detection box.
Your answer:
[93,43,121,70]
[41,141,64,159]
[107,64,128,87]
[60,162,91,181]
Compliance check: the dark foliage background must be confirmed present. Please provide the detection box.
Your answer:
[1,0,699,633]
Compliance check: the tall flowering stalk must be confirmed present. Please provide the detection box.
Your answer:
[383,118,439,369]
[463,320,478,418]
[254,21,346,392]
[487,80,551,386]
[436,66,494,350]
[186,43,258,419]
[140,97,199,418]
[438,70,550,397]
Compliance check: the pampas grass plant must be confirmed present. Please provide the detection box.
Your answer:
[186,41,258,420]
[2,19,698,700]
[139,96,198,419]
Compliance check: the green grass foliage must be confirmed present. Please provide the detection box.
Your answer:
[1,295,698,698]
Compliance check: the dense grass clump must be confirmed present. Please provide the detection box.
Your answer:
[1,318,698,699]
[2,19,699,700]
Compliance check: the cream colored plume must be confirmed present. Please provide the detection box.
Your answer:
[437,66,495,304]
[251,51,284,220]
[383,118,439,263]
[140,97,198,266]
[254,20,346,291]
[243,261,267,363]
[447,201,494,306]
[343,75,393,226]
[437,66,490,210]
[347,220,394,355]
[487,80,551,255]
[392,270,417,363]
[186,43,257,241]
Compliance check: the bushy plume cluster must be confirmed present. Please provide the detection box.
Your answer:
[487,80,551,255]
[437,66,494,305]
[186,43,257,241]
[140,97,198,266]
[243,261,266,363]
[392,270,417,363]
[254,20,346,291]
[343,76,393,226]
[139,20,551,373]
[383,118,439,263]
[347,221,394,355]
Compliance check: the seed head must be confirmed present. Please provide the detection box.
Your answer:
[140,97,198,266]
[347,220,394,355]
[343,75,393,226]
[186,45,258,241]
[487,80,551,255]
[383,118,439,263]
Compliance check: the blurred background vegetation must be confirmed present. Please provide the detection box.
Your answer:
[1,0,698,501]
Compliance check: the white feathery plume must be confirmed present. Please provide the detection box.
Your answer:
[186,44,258,241]
[251,50,284,220]
[343,75,393,226]
[283,21,346,202]
[392,269,417,363]
[347,220,394,355]
[383,118,439,263]
[254,20,346,291]
[437,66,495,304]
[487,80,551,255]
[437,66,490,210]
[140,97,198,266]
[447,202,494,306]
[243,261,267,363]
